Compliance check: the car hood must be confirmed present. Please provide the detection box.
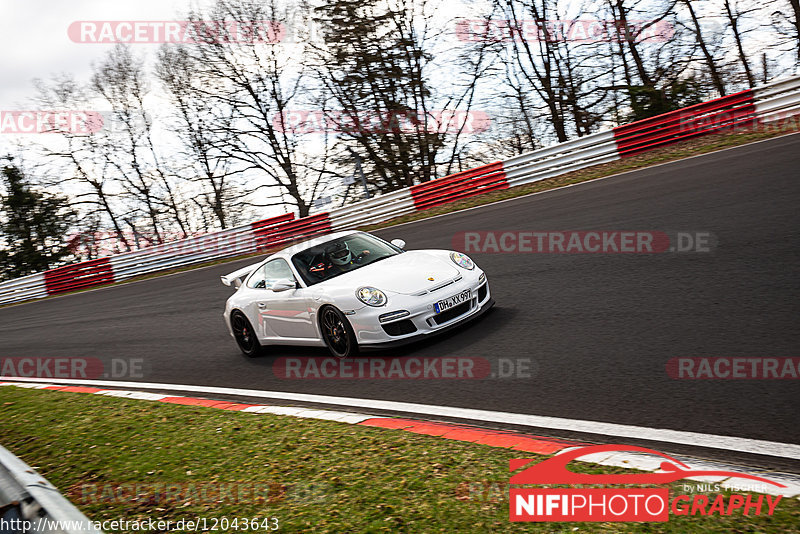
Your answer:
[320,250,461,295]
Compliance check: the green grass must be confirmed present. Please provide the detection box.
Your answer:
[0,386,798,533]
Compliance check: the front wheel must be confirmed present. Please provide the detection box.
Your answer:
[320,306,358,359]
[231,310,262,357]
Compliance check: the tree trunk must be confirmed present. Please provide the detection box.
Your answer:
[723,0,755,87]
[683,0,726,95]
[790,0,800,61]
[615,0,653,87]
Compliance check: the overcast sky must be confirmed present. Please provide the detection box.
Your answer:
[0,0,225,108]
[0,0,228,160]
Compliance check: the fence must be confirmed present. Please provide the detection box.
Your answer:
[2,75,799,305]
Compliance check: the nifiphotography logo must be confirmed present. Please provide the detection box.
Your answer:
[509,444,785,522]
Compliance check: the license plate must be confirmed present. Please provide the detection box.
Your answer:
[434,289,471,313]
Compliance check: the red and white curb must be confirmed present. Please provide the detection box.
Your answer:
[2,381,799,499]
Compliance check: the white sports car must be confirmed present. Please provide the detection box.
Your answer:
[221,230,494,358]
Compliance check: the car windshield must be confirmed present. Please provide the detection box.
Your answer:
[291,233,401,286]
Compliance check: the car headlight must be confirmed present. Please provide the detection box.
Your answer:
[450,252,475,270]
[356,286,387,306]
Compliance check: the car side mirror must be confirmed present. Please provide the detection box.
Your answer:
[271,278,297,292]
[390,239,406,250]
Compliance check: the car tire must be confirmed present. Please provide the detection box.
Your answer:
[319,306,359,359]
[231,310,263,358]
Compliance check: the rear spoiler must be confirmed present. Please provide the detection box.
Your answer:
[220,261,263,288]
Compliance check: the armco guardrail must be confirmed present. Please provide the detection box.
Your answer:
[0,444,103,534]
[43,258,114,296]
[410,161,507,210]
[252,212,331,251]
[613,89,756,157]
[1,75,799,306]
[503,130,621,186]
[754,76,800,122]
[329,188,416,230]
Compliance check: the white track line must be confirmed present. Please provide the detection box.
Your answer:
[2,376,799,461]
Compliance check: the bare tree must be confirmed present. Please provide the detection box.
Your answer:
[788,0,800,60]
[166,0,328,217]
[32,75,132,253]
[769,0,800,66]
[308,0,489,192]
[680,0,726,95]
[156,44,246,229]
[722,0,756,87]
[92,44,190,242]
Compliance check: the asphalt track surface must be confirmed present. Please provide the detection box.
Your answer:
[1,134,798,466]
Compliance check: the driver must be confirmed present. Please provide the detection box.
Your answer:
[327,241,371,272]
[309,241,370,276]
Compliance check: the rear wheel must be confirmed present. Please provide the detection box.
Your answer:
[320,306,358,359]
[231,311,262,357]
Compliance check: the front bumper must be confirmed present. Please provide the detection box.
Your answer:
[363,297,495,350]
[350,274,493,346]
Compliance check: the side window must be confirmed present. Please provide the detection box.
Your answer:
[247,259,295,289]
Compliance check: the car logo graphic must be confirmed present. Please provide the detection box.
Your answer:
[510,444,786,487]
[428,277,435,281]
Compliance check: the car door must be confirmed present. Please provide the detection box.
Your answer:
[246,258,315,340]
